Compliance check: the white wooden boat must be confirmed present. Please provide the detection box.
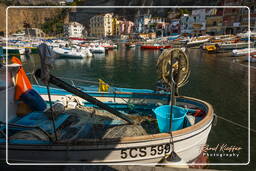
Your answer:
[219,42,254,50]
[53,47,92,58]
[89,46,106,53]
[0,49,215,165]
[244,55,256,62]
[3,46,25,55]
[237,31,256,40]
[186,38,211,47]
[232,48,256,56]
[1,87,214,164]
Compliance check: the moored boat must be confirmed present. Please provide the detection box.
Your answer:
[186,37,211,48]
[141,44,172,50]
[125,42,136,48]
[218,42,254,50]
[232,48,256,57]
[244,54,256,62]
[2,46,25,55]
[89,46,106,54]
[53,47,92,58]
[0,47,215,165]
[200,43,219,53]
[100,44,117,50]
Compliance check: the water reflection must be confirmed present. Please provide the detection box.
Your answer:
[54,57,92,68]
[93,53,105,60]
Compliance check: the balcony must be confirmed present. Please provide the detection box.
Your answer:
[207,23,223,27]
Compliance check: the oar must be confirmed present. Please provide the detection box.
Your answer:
[35,69,134,125]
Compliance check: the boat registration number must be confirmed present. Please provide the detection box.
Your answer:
[120,143,171,159]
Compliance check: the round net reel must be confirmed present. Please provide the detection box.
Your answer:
[157,48,190,89]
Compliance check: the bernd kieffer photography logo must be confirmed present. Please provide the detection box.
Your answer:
[202,144,242,158]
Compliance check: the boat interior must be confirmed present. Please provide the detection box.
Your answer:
[0,92,208,145]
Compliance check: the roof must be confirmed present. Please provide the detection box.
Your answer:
[68,22,83,26]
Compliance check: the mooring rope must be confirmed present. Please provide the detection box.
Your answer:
[216,115,256,133]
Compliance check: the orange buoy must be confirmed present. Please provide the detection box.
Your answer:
[11,57,32,100]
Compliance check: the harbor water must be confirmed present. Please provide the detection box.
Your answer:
[20,44,255,169]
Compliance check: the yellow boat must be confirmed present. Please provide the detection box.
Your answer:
[205,44,217,52]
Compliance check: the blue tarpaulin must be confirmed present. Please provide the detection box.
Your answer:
[14,112,70,133]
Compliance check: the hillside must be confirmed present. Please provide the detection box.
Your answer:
[69,0,220,27]
[0,0,222,36]
[0,3,64,35]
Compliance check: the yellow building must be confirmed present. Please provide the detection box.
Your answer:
[112,18,121,37]
[206,16,223,35]
[90,13,113,38]
[139,32,156,39]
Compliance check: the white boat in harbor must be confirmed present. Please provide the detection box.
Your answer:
[53,47,92,58]
[249,56,256,62]
[186,37,211,47]
[89,46,106,53]
[3,46,25,55]
[244,55,256,62]
[0,47,215,166]
[232,48,256,57]
[219,42,254,50]
[237,31,256,40]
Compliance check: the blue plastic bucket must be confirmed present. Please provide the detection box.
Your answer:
[153,105,188,132]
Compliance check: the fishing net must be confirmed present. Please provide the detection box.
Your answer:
[58,106,160,140]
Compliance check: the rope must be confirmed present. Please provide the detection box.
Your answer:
[216,115,256,133]
[157,48,190,88]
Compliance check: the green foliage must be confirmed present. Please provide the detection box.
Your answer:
[181,9,190,14]
[40,9,69,36]
[0,0,13,6]
[67,0,85,6]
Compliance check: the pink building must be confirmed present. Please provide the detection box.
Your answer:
[120,21,134,34]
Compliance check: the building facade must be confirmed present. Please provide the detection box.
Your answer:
[112,17,121,37]
[134,15,151,33]
[180,14,195,34]
[240,0,256,32]
[147,17,168,36]
[191,9,207,35]
[119,20,134,35]
[167,19,180,34]
[63,22,85,38]
[206,16,223,35]
[222,0,243,34]
[90,13,113,38]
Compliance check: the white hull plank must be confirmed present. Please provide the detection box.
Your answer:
[5,120,212,163]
